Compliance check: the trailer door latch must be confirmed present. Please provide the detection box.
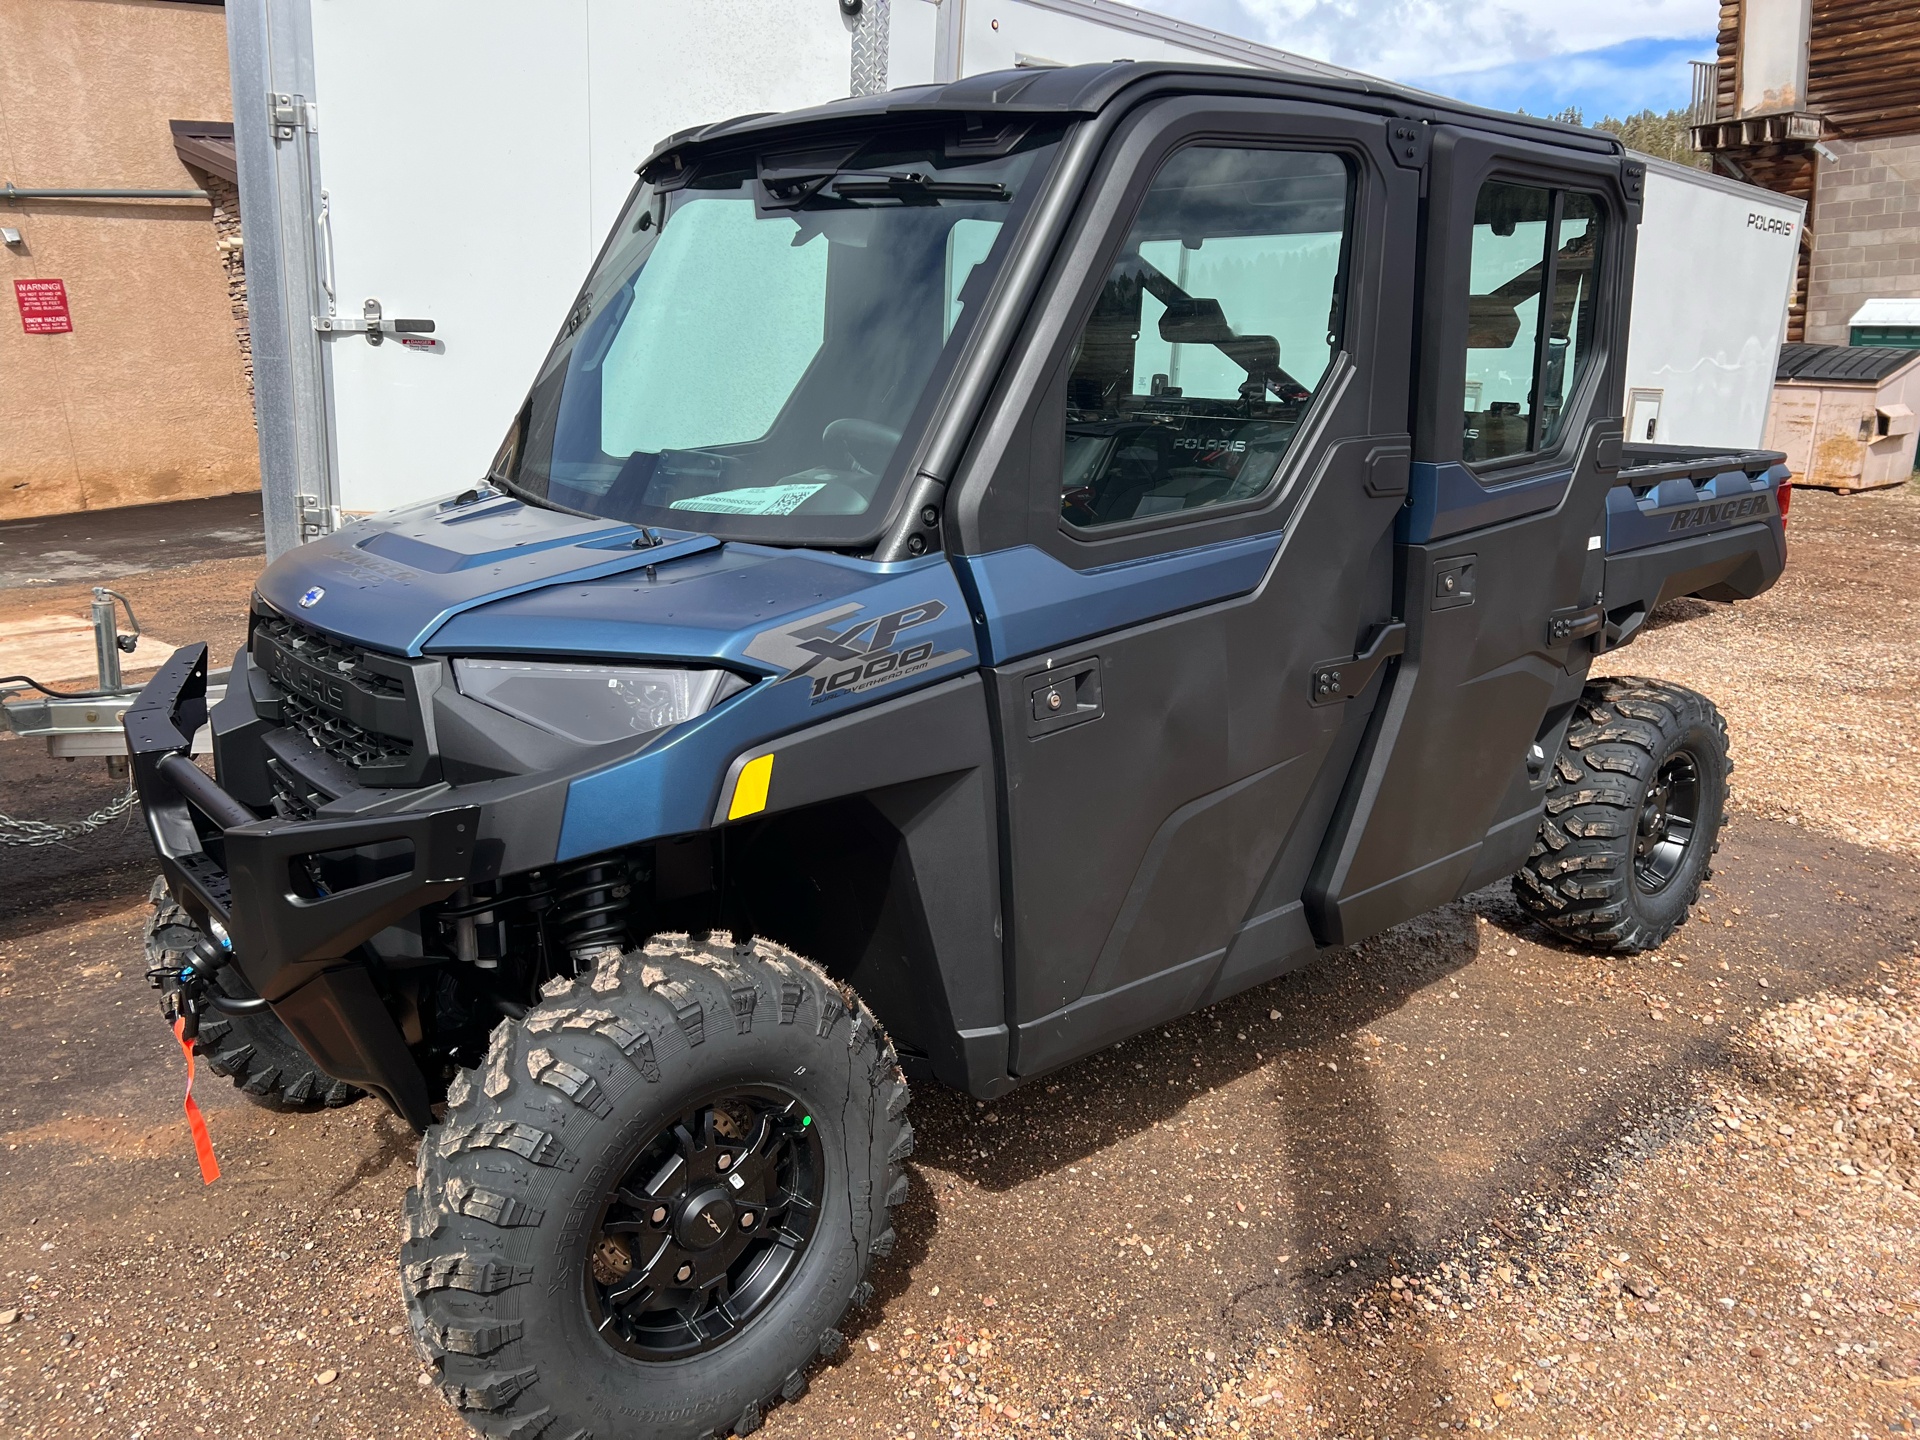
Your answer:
[314,298,436,345]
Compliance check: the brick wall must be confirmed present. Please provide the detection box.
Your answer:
[1805,135,1920,345]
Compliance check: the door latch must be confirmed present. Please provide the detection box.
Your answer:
[1545,602,1605,646]
[1026,657,1102,737]
[1309,622,1406,705]
[314,298,436,345]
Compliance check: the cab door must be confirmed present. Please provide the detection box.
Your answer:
[946,95,1423,1076]
[1308,131,1641,944]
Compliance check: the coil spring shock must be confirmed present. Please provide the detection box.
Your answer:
[554,858,631,968]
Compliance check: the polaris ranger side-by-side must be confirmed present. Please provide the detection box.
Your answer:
[129,63,1787,1439]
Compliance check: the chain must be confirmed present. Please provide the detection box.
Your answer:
[0,788,140,847]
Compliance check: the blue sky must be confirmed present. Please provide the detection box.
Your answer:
[1146,0,1719,120]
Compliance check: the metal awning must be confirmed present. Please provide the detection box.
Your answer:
[169,119,237,185]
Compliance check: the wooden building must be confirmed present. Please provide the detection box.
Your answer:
[1691,0,1920,344]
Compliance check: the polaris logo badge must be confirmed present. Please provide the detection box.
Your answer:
[746,599,971,702]
[299,586,326,608]
[1667,493,1773,532]
[269,651,345,709]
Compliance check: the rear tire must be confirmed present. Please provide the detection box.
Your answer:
[1513,678,1730,953]
[403,934,911,1440]
[145,878,361,1109]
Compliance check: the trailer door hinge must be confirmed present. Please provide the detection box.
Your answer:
[296,493,338,541]
[314,298,436,345]
[270,93,318,141]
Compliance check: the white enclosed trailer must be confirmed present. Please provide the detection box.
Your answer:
[1621,156,1805,451]
[227,1,1803,558]
[227,0,1358,556]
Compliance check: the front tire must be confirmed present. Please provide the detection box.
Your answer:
[1513,678,1730,953]
[404,935,911,1440]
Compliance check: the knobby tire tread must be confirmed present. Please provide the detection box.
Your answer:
[1512,677,1730,954]
[403,933,911,1440]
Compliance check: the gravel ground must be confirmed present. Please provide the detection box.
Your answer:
[1596,482,1920,861]
[1,487,1916,1439]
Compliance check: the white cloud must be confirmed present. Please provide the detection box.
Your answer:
[1147,0,1718,81]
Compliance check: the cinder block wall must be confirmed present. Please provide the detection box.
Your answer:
[1805,136,1920,346]
[0,0,258,520]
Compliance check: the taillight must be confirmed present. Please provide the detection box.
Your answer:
[1776,476,1792,524]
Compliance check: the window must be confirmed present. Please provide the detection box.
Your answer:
[1462,182,1606,465]
[510,124,1060,543]
[597,198,830,456]
[1060,146,1353,529]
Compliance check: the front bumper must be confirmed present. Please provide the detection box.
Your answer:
[126,644,478,1128]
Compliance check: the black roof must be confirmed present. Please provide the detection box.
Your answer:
[1777,342,1920,384]
[642,60,1623,172]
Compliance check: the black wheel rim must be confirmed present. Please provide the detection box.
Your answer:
[584,1087,823,1361]
[1635,749,1702,894]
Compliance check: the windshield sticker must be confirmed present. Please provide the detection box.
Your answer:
[745,599,971,702]
[669,483,824,517]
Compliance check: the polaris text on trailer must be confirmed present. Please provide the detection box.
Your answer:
[129,62,1789,1440]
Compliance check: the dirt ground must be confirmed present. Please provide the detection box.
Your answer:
[2,485,1918,1439]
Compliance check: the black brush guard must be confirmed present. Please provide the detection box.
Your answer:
[125,644,477,1129]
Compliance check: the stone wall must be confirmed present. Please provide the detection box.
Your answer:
[1805,135,1920,345]
[197,170,253,408]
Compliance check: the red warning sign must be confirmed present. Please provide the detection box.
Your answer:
[15,278,72,334]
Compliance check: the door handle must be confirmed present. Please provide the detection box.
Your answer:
[1545,602,1605,646]
[1026,657,1102,737]
[1309,622,1406,706]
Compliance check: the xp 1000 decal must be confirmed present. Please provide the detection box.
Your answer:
[745,599,972,702]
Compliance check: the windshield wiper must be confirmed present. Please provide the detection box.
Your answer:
[760,165,1008,208]
[828,171,1008,203]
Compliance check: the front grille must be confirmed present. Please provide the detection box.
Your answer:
[266,757,323,820]
[281,690,415,770]
[255,615,406,698]
[251,608,436,787]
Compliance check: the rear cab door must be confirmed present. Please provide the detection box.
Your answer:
[1307,126,1642,944]
[947,89,1424,1075]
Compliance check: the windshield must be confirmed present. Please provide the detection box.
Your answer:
[507,124,1063,545]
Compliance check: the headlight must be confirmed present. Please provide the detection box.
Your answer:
[452,659,747,746]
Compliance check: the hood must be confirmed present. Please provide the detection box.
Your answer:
[254,493,720,654]
[422,540,966,678]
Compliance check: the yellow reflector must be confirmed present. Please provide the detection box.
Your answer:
[727,753,775,820]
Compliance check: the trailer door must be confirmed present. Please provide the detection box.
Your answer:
[1623,160,1801,449]
[232,0,869,548]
